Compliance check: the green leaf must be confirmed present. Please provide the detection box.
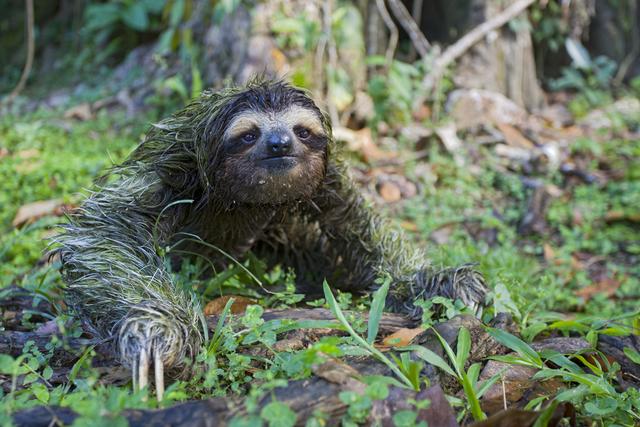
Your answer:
[0,354,16,374]
[191,63,203,99]
[260,401,297,427]
[455,327,471,369]
[122,2,149,31]
[623,347,640,365]
[432,328,462,377]
[169,0,185,26]
[584,397,619,415]
[367,277,390,344]
[42,366,53,381]
[84,3,120,33]
[467,362,481,387]
[532,399,560,427]
[140,0,165,14]
[486,327,543,368]
[392,410,421,427]
[475,369,506,399]
[403,345,456,377]
[31,382,50,403]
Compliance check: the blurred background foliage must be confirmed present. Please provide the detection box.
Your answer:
[1,0,638,121]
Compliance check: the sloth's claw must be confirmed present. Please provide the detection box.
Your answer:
[138,347,150,396]
[131,346,165,401]
[154,349,165,401]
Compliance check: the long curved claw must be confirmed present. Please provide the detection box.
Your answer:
[138,347,150,397]
[154,350,164,401]
[130,345,165,401]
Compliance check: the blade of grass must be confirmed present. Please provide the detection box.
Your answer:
[367,277,390,344]
[486,327,544,368]
[322,281,415,390]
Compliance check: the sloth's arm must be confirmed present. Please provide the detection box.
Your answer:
[314,162,487,315]
[55,171,204,395]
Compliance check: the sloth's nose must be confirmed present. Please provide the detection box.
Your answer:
[266,131,292,156]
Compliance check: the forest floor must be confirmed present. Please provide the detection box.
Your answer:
[1,83,639,426]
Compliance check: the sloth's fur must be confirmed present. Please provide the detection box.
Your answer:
[55,79,487,374]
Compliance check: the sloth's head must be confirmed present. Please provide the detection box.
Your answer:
[209,80,331,205]
[138,79,332,207]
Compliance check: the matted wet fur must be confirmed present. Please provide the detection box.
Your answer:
[55,78,487,382]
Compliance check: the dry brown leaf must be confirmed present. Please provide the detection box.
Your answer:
[16,149,40,159]
[412,104,432,121]
[431,224,455,245]
[334,127,393,163]
[203,295,256,315]
[400,221,418,232]
[270,47,288,74]
[0,147,9,158]
[497,123,535,149]
[64,103,93,121]
[380,327,425,348]
[604,210,640,223]
[575,277,621,302]
[378,181,402,202]
[542,243,556,263]
[12,199,65,228]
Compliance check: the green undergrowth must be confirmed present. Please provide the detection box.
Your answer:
[0,104,639,426]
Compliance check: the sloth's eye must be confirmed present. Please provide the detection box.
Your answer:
[241,132,257,143]
[296,127,311,139]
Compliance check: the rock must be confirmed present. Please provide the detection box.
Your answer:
[478,359,563,415]
[446,89,529,131]
[530,337,591,354]
[539,103,574,128]
[579,97,640,130]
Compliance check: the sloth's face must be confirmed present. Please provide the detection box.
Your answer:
[217,106,329,205]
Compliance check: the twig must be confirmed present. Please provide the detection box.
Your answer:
[613,0,638,85]
[375,0,398,70]
[6,0,35,103]
[413,0,536,110]
[387,0,430,57]
[323,0,340,126]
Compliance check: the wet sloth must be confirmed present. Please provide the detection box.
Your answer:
[57,79,487,398]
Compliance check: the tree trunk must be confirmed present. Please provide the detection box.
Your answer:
[454,0,544,112]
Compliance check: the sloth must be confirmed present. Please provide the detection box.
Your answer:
[56,79,487,399]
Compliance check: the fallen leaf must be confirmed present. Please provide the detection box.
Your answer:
[64,103,93,121]
[16,149,40,159]
[203,295,256,315]
[0,147,8,158]
[270,47,289,75]
[435,123,463,165]
[12,199,65,228]
[400,221,418,232]
[334,127,391,162]
[497,123,535,149]
[604,210,640,223]
[379,327,425,348]
[575,277,621,302]
[412,104,432,121]
[430,224,455,245]
[543,244,556,263]
[378,181,401,202]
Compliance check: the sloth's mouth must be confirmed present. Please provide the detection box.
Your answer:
[259,155,298,171]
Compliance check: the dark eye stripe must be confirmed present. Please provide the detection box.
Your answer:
[242,132,257,142]
[295,127,310,139]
